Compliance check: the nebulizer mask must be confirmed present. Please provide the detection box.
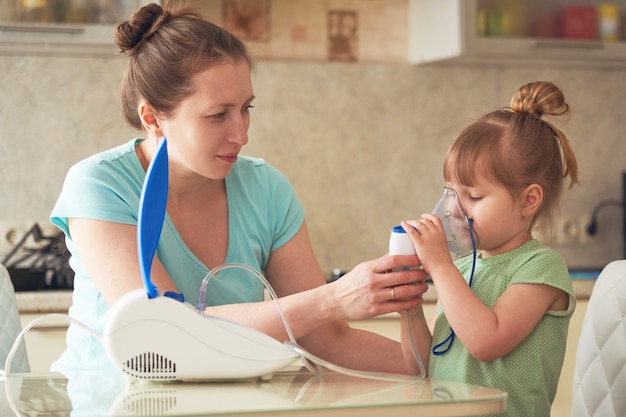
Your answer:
[389,186,479,259]
[388,186,479,357]
[430,187,479,258]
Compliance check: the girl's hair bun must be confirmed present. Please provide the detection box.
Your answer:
[510,81,569,118]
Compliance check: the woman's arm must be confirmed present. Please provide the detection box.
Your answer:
[68,218,180,303]
[261,221,430,375]
[70,217,429,374]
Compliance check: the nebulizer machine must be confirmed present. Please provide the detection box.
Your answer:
[389,186,479,356]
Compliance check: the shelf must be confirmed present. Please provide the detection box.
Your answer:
[0,0,152,57]
[409,0,626,69]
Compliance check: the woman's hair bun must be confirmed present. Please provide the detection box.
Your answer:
[114,3,170,55]
[510,81,569,118]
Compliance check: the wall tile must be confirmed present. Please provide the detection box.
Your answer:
[1,56,624,273]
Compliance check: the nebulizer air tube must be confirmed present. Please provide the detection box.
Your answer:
[197,264,426,382]
[390,186,479,359]
[196,263,300,354]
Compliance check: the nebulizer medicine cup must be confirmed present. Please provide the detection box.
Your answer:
[388,225,417,255]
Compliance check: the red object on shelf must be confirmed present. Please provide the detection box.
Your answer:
[561,6,597,40]
[533,8,559,38]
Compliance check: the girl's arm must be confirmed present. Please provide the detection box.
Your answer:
[400,306,432,374]
[402,218,568,362]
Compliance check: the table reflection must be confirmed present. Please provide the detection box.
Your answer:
[1,367,505,417]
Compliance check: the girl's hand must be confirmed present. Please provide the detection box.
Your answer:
[402,215,454,275]
[327,254,429,321]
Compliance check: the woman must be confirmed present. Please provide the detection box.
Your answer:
[50,3,427,374]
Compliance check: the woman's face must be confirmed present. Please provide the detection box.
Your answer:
[159,59,254,180]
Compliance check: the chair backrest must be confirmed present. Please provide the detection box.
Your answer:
[0,264,30,373]
[571,259,626,417]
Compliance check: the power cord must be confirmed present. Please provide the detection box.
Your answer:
[2,313,102,377]
[2,314,102,417]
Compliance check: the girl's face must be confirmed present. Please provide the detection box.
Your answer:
[448,174,532,258]
[159,59,254,180]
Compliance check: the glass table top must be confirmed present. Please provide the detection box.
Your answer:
[1,367,506,417]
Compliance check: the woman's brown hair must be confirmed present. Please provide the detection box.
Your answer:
[444,81,579,232]
[114,2,252,130]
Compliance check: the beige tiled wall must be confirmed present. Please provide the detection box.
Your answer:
[1,55,625,275]
[1,0,625,274]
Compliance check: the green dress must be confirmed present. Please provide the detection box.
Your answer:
[429,240,576,417]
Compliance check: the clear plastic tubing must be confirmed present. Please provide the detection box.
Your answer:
[197,262,426,382]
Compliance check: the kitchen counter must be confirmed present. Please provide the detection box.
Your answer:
[13,281,595,417]
[1,368,506,417]
[15,280,596,315]
[15,290,73,313]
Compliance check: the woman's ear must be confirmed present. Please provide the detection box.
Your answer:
[521,184,543,217]
[138,101,163,137]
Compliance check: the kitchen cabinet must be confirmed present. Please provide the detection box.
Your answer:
[4,0,626,65]
[409,0,626,68]
[0,0,153,56]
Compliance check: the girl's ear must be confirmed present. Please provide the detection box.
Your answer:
[521,184,543,217]
[138,101,163,137]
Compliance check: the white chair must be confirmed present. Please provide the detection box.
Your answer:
[0,264,30,373]
[571,260,626,417]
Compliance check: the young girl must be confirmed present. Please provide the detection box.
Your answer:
[400,81,579,416]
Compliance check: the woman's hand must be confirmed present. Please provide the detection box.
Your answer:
[327,254,429,321]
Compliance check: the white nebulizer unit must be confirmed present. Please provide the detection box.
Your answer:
[389,187,478,258]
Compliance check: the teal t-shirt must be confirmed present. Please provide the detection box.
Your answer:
[49,139,304,372]
[429,240,575,417]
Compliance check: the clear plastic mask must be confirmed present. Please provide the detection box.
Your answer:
[431,187,479,259]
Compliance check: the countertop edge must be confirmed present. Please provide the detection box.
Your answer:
[15,280,594,315]
[16,290,73,314]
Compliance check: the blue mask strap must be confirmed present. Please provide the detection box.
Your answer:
[432,218,477,356]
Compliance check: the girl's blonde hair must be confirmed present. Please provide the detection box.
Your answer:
[444,81,579,232]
